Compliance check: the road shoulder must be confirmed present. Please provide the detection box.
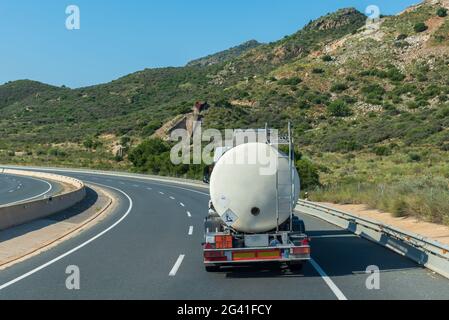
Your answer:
[0,184,116,270]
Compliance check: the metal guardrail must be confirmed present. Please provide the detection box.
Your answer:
[296,200,449,279]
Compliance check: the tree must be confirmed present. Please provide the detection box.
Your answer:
[327,100,352,117]
[142,121,162,136]
[414,22,428,33]
[128,138,170,169]
[296,159,321,190]
[83,138,94,149]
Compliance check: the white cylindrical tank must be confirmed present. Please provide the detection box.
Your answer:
[210,142,300,233]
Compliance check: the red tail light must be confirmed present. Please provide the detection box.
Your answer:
[204,250,227,262]
[292,247,310,255]
[204,242,214,249]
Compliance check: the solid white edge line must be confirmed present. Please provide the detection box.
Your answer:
[188,226,193,236]
[310,258,347,301]
[0,181,133,291]
[1,175,53,207]
[169,254,185,277]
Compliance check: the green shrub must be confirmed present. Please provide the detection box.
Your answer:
[322,55,333,62]
[437,7,448,18]
[361,84,385,96]
[408,153,422,162]
[296,158,321,190]
[373,146,392,156]
[386,68,406,82]
[297,99,311,109]
[391,199,409,217]
[342,95,357,104]
[330,83,349,93]
[278,77,302,86]
[361,84,386,104]
[142,120,162,136]
[327,100,352,117]
[414,22,428,33]
[312,68,325,74]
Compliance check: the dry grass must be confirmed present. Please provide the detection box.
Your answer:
[310,176,449,225]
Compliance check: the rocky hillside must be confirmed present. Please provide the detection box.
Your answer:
[186,40,262,67]
[1,0,449,180]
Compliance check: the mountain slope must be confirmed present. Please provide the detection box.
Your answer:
[1,1,448,182]
[186,40,262,67]
[0,6,366,147]
[0,80,61,109]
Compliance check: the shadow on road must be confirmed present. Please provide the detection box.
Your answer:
[216,228,424,279]
[222,263,307,279]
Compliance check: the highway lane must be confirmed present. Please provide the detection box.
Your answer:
[0,169,449,299]
[0,174,60,206]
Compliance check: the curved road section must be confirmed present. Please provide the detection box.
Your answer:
[0,167,448,299]
[0,174,60,207]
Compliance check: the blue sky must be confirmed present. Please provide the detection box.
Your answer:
[0,0,420,88]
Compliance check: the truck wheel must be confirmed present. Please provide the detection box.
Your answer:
[287,262,303,272]
[205,265,220,273]
[292,219,306,234]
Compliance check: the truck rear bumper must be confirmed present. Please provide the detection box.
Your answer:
[204,256,310,266]
[204,246,310,265]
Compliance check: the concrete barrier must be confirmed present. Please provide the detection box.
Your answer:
[0,169,86,230]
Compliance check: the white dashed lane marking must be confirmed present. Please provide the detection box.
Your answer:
[169,255,185,277]
[187,211,192,218]
[188,226,193,236]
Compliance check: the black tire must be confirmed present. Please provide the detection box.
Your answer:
[287,262,303,272]
[205,265,220,273]
[292,218,306,234]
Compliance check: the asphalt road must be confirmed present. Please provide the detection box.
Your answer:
[0,168,448,300]
[0,173,60,206]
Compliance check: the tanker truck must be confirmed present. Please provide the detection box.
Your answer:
[203,126,311,272]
